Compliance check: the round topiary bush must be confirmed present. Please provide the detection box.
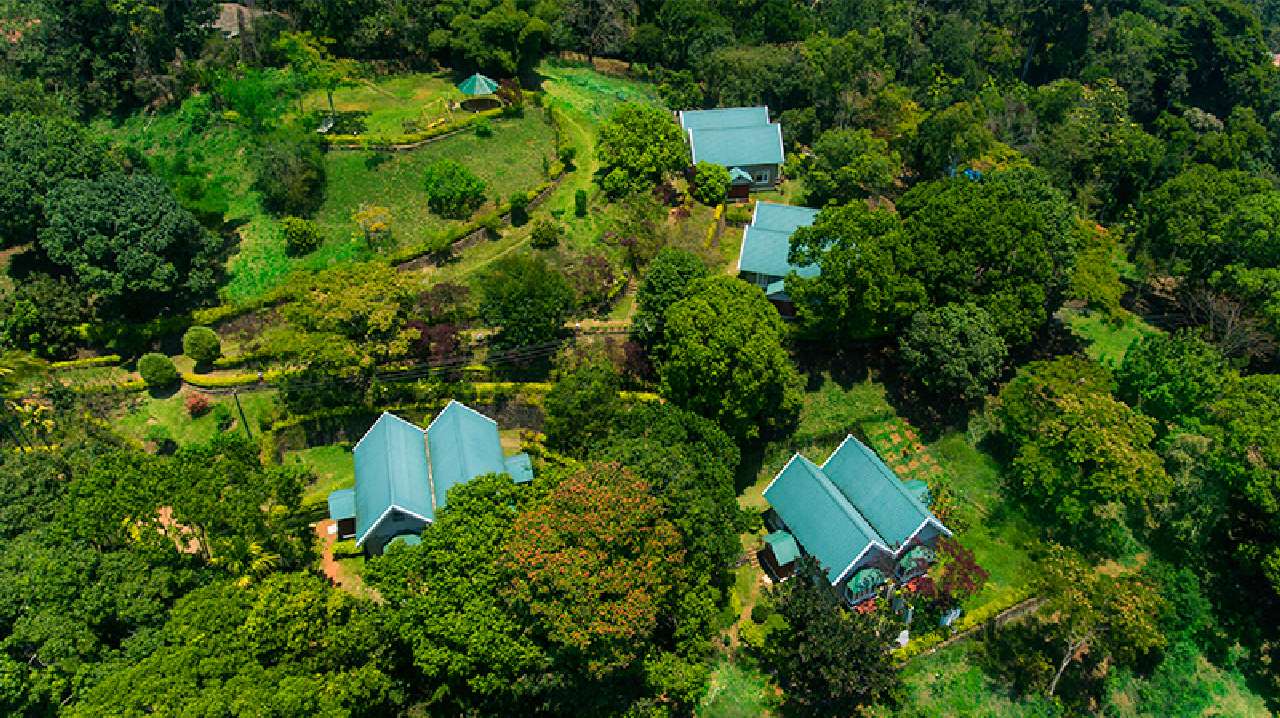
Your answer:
[530,218,563,249]
[138,352,179,387]
[182,326,221,367]
[282,216,322,256]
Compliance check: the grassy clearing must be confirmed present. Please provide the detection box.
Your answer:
[116,389,278,446]
[315,113,556,249]
[740,373,896,509]
[697,658,778,718]
[302,73,460,140]
[288,444,355,508]
[879,642,1059,717]
[930,432,1038,612]
[1060,307,1161,367]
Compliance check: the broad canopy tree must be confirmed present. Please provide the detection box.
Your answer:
[38,172,221,314]
[657,276,803,442]
[598,102,689,197]
[790,166,1076,346]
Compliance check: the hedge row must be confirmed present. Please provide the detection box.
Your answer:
[323,106,506,149]
[181,368,285,389]
[50,354,122,370]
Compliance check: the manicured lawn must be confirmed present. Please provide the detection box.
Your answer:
[117,389,278,446]
[288,444,356,508]
[314,112,556,251]
[301,73,460,140]
[697,658,778,718]
[1060,307,1161,367]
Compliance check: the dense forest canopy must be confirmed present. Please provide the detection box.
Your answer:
[5,0,1280,715]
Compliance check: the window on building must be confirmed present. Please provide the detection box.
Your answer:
[754,170,770,183]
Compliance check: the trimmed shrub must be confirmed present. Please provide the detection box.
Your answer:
[182,326,222,366]
[530,218,563,249]
[575,188,588,217]
[211,403,234,431]
[138,353,179,387]
[282,216,322,256]
[423,159,486,219]
[185,392,212,417]
[558,145,577,167]
[509,191,530,226]
[474,117,493,137]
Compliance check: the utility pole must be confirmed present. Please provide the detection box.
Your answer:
[232,390,252,441]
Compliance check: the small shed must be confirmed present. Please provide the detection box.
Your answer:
[761,529,801,580]
[327,488,356,540]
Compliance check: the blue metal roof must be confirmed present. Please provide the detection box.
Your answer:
[738,202,821,279]
[678,106,770,132]
[764,530,801,565]
[426,400,508,509]
[763,435,950,585]
[764,455,884,583]
[689,124,784,168]
[353,413,434,546]
[753,201,820,234]
[327,488,356,521]
[504,452,534,484]
[821,437,936,550]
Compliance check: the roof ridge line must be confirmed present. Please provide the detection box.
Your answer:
[797,455,888,547]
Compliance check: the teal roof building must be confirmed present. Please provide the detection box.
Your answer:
[762,436,950,604]
[737,201,820,303]
[678,107,785,189]
[329,401,534,555]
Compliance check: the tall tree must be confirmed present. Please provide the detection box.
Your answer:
[0,113,110,246]
[762,559,901,715]
[559,0,637,62]
[657,276,803,442]
[632,248,707,348]
[476,254,575,350]
[38,173,221,314]
[598,102,689,197]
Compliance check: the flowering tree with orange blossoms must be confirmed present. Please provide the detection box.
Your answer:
[501,462,684,679]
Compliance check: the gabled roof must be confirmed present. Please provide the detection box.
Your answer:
[737,201,821,279]
[678,106,770,132]
[821,436,939,550]
[353,413,434,546]
[764,455,884,583]
[689,124,785,168]
[763,435,950,585]
[426,400,507,509]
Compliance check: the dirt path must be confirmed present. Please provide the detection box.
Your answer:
[314,520,378,600]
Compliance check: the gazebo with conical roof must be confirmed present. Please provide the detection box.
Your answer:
[457,73,499,96]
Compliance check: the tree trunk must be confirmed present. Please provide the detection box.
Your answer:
[1047,636,1087,697]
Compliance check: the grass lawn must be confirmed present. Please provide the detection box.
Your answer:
[697,658,778,718]
[301,73,460,140]
[877,642,1058,717]
[1060,307,1161,367]
[288,444,355,508]
[740,373,897,508]
[116,389,278,446]
[314,112,556,251]
[929,432,1038,613]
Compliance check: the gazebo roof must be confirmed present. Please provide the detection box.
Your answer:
[458,73,499,96]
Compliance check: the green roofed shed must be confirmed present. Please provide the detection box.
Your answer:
[504,453,534,484]
[764,530,801,565]
[458,73,499,96]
